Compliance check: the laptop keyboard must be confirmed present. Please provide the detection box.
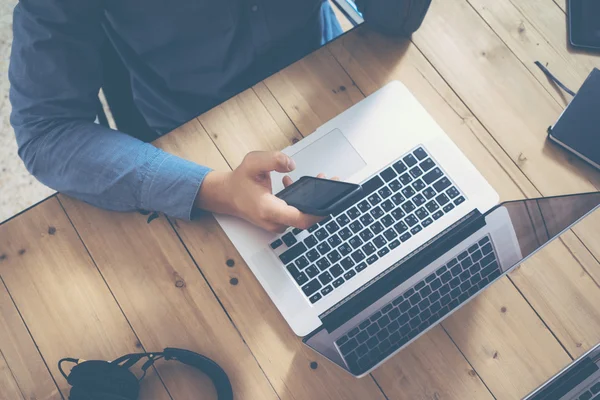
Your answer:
[579,380,600,400]
[334,234,501,374]
[270,146,466,304]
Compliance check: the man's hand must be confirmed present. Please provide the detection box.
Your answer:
[195,151,326,233]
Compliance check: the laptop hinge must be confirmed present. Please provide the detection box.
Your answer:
[319,209,484,333]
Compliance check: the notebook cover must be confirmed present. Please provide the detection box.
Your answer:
[548,68,600,169]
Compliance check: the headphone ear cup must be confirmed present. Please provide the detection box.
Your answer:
[66,360,140,400]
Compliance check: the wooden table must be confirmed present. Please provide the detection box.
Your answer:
[1,1,600,399]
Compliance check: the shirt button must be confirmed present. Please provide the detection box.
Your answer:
[251,4,258,12]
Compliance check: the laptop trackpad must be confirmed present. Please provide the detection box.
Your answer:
[272,129,367,193]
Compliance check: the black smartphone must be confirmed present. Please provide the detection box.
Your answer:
[276,176,363,216]
[568,0,600,51]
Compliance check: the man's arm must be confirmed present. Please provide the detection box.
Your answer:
[10,0,209,220]
[354,0,431,36]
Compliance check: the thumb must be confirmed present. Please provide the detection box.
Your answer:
[241,151,296,176]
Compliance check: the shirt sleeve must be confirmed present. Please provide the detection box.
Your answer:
[9,0,210,220]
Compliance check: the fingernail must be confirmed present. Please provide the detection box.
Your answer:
[287,157,296,171]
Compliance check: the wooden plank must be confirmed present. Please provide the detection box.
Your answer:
[466,0,599,107]
[0,353,24,400]
[58,121,277,400]
[0,280,62,400]
[328,25,600,387]
[443,277,571,399]
[373,326,494,400]
[410,0,600,262]
[156,115,386,400]
[0,198,170,399]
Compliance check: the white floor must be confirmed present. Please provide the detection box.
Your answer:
[0,0,54,222]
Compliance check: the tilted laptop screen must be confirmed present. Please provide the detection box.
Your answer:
[303,192,600,376]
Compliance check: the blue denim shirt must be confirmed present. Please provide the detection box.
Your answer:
[9,1,370,220]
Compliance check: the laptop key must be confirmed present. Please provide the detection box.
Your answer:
[302,279,322,296]
[282,232,297,246]
[389,179,402,192]
[332,277,345,288]
[377,248,390,257]
[303,235,318,249]
[350,220,364,233]
[401,186,416,198]
[590,382,600,394]
[403,153,418,167]
[321,285,333,296]
[349,236,363,249]
[331,264,344,278]
[325,221,340,234]
[327,249,341,263]
[317,242,331,255]
[454,196,466,206]
[382,215,396,227]
[443,203,455,213]
[413,194,426,206]
[371,221,384,234]
[481,243,493,255]
[316,258,331,271]
[295,256,309,270]
[391,193,405,205]
[366,255,378,265]
[436,193,450,206]
[339,243,353,256]
[412,179,426,192]
[341,257,355,270]
[423,187,437,199]
[347,206,360,220]
[370,206,385,219]
[393,159,408,173]
[336,214,351,227]
[409,166,423,178]
[432,210,444,220]
[309,293,322,303]
[360,214,374,226]
[380,167,397,182]
[373,235,387,248]
[410,225,423,235]
[378,186,392,199]
[422,218,433,228]
[394,221,408,234]
[405,214,419,227]
[433,177,451,192]
[383,228,398,241]
[306,249,320,262]
[339,338,358,355]
[423,168,443,184]
[315,228,329,241]
[368,193,382,206]
[360,229,374,242]
[419,157,435,171]
[279,242,307,264]
[381,199,394,213]
[401,200,416,214]
[446,186,460,199]
[344,269,357,280]
[399,232,412,242]
[327,234,342,248]
[305,265,319,279]
[415,207,429,220]
[392,207,406,221]
[294,271,309,285]
[414,147,428,160]
[399,173,413,185]
[357,200,371,213]
[389,239,401,249]
[355,262,368,272]
[339,228,353,241]
[270,239,283,249]
[351,249,366,262]
[318,271,333,285]
[362,242,376,256]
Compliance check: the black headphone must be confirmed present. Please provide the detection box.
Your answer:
[58,348,233,400]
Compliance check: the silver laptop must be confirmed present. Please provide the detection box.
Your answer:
[524,343,600,400]
[215,81,600,376]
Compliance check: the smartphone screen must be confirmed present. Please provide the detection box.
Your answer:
[276,177,360,214]
[569,0,600,49]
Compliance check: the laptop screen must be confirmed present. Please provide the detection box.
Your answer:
[303,192,600,376]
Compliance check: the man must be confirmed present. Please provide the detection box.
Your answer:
[9,0,427,232]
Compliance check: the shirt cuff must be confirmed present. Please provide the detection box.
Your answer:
[140,150,211,220]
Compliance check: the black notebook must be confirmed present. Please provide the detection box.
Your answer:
[548,68,600,170]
